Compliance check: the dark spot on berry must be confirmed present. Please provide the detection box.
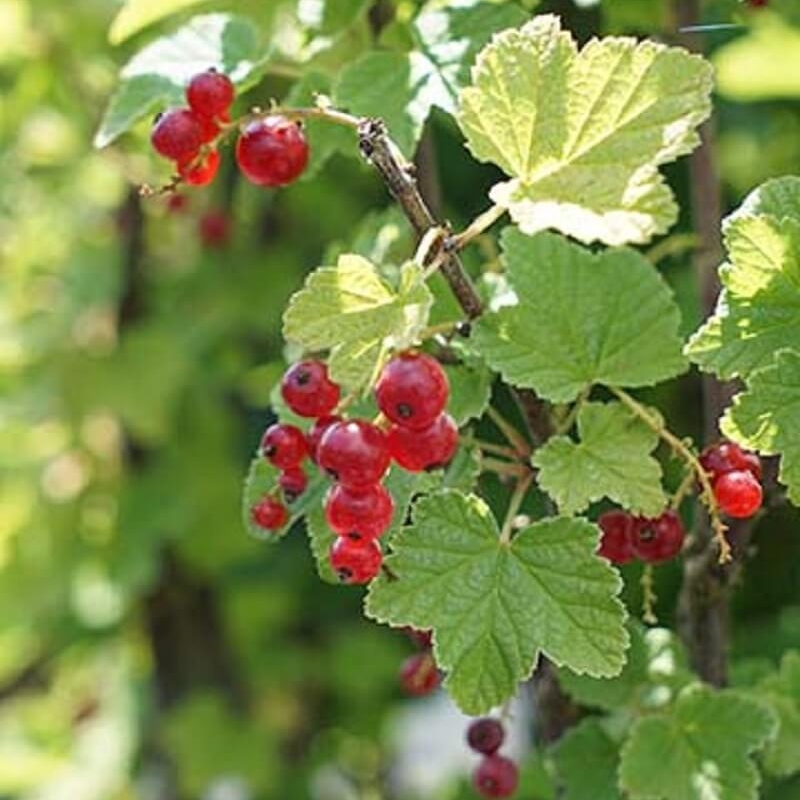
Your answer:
[295,369,311,386]
[345,531,364,541]
[337,567,352,582]
[325,468,339,481]
[396,402,413,419]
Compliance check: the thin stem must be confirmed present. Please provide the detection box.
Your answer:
[463,437,519,460]
[481,457,528,479]
[486,406,531,458]
[670,468,697,511]
[446,204,508,252]
[247,104,361,129]
[641,565,658,625]
[610,387,731,563]
[499,472,535,544]
[554,388,589,436]
[419,321,459,340]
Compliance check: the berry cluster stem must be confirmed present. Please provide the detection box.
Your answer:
[446,204,508,252]
[499,472,534,545]
[610,387,731,563]
[641,564,658,625]
[486,406,531,459]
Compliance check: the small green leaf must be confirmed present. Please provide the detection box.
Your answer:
[686,178,800,380]
[96,14,262,147]
[474,229,687,402]
[444,362,492,426]
[757,652,800,777]
[457,14,712,245]
[108,0,212,44]
[554,720,621,800]
[533,402,665,516]
[619,685,776,800]
[721,349,800,504]
[282,255,432,393]
[366,490,628,714]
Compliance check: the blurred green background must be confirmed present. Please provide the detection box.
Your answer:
[1,0,799,798]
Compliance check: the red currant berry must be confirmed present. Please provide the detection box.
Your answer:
[399,652,440,697]
[198,209,231,249]
[235,116,310,187]
[325,482,394,540]
[631,510,685,563]
[699,441,761,482]
[403,627,433,649]
[597,510,637,565]
[714,470,762,518]
[375,352,449,430]
[318,420,390,487]
[329,536,383,584]
[307,415,342,463]
[281,361,340,418]
[178,149,220,186]
[151,108,204,162]
[746,0,768,8]
[473,755,519,799]
[250,497,288,530]
[261,423,309,469]
[186,69,235,119]
[467,718,505,756]
[279,466,308,502]
[387,413,458,472]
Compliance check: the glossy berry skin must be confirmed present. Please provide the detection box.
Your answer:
[281,361,340,419]
[387,413,458,472]
[307,415,342,462]
[597,510,637,565]
[279,467,307,502]
[467,718,505,756]
[151,108,204,162]
[261,423,309,470]
[250,497,288,530]
[318,420,391,487]
[186,69,235,119]
[178,148,220,186]
[714,470,762,518]
[325,482,394,540]
[198,209,231,249]
[631,510,685,563]
[375,352,449,430]
[473,755,519,799]
[399,652,440,697]
[699,441,761,482]
[235,116,310,187]
[329,536,383,584]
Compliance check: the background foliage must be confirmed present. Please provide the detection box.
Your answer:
[1,0,799,797]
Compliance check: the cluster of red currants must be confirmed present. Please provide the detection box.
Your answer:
[399,628,440,697]
[466,718,518,798]
[699,440,763,519]
[151,69,310,189]
[250,352,458,584]
[597,509,686,565]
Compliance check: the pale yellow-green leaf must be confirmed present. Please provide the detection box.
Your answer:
[282,256,432,392]
[457,14,712,245]
[109,0,212,44]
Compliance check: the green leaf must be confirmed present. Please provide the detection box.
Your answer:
[366,490,628,714]
[474,229,687,402]
[95,14,262,147]
[721,349,800,504]
[554,720,621,800]
[334,0,527,156]
[757,652,800,777]
[619,685,776,800]
[686,178,800,380]
[108,0,212,44]
[282,256,432,392]
[533,402,665,516]
[457,14,712,245]
[444,362,492,426]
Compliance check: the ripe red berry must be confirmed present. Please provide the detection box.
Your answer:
[329,536,383,584]
[386,413,458,472]
[235,116,310,187]
[318,420,391,487]
[250,497,288,530]
[325,482,395,540]
[699,441,761,482]
[467,718,505,756]
[198,209,232,249]
[375,352,449,430]
[279,466,308,502]
[597,510,637,565]
[151,108,204,162]
[399,652,440,697]
[473,755,519,799]
[714,469,762,518]
[307,415,342,463]
[281,361,340,418]
[186,69,235,119]
[178,148,220,186]
[261,423,309,469]
[745,0,768,8]
[630,510,685,563]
